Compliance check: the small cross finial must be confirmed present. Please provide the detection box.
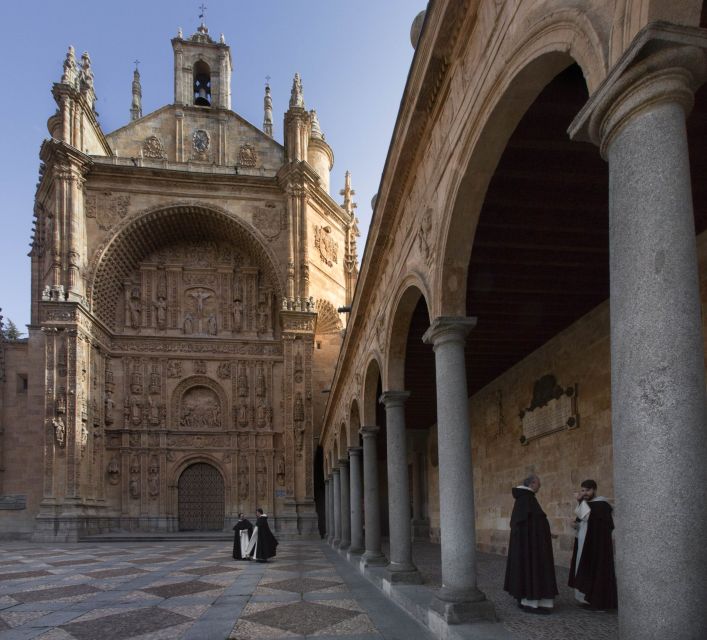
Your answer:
[265,75,271,86]
[133,59,140,70]
[198,3,207,21]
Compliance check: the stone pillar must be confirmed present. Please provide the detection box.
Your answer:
[379,391,421,583]
[569,29,707,639]
[332,467,341,547]
[326,475,334,543]
[324,478,331,541]
[348,446,364,554]
[338,458,351,550]
[360,426,386,565]
[423,317,495,622]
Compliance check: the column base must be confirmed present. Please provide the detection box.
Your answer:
[385,562,423,584]
[332,537,341,547]
[347,546,364,557]
[338,540,351,551]
[431,587,497,624]
[362,551,387,567]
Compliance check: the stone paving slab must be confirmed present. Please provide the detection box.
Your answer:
[0,540,435,640]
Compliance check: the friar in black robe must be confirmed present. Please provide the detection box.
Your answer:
[232,513,253,560]
[245,508,278,562]
[504,475,558,613]
[568,479,618,610]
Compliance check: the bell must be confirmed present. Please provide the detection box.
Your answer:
[195,86,210,106]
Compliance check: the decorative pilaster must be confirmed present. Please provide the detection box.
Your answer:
[570,25,707,639]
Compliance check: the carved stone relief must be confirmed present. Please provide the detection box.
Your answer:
[129,455,140,499]
[314,225,338,266]
[168,360,182,377]
[179,386,222,429]
[238,143,258,167]
[143,135,165,159]
[148,455,159,497]
[107,457,120,485]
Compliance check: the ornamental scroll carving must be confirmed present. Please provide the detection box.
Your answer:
[314,225,338,266]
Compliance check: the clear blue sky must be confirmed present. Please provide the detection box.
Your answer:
[0,1,420,332]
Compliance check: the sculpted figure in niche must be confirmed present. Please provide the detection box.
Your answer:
[239,456,249,499]
[237,403,248,427]
[129,477,140,499]
[294,392,304,423]
[256,400,271,430]
[148,456,159,497]
[130,361,143,395]
[79,424,88,456]
[183,313,194,335]
[189,289,212,316]
[153,296,168,329]
[256,364,266,397]
[148,397,160,426]
[257,301,269,334]
[128,286,141,329]
[256,454,266,497]
[167,360,182,378]
[105,358,114,386]
[53,417,66,447]
[149,365,160,394]
[104,390,114,425]
[107,457,120,485]
[294,350,303,373]
[237,364,249,397]
[55,390,66,415]
[217,361,231,379]
[131,397,142,426]
[232,299,243,333]
[207,314,217,336]
[276,455,285,486]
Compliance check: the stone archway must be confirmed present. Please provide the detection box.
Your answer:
[177,462,225,531]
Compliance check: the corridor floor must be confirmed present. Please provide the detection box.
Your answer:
[0,539,617,640]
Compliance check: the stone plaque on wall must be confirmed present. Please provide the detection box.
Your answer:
[519,375,577,444]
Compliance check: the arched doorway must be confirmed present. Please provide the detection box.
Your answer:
[178,463,225,531]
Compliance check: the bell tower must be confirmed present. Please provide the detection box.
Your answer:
[171,19,232,110]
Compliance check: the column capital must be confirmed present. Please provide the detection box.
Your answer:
[379,390,410,408]
[422,316,477,347]
[332,467,341,476]
[569,23,707,158]
[359,425,379,439]
[348,446,363,457]
[338,458,349,468]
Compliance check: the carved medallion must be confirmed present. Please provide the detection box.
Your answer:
[238,143,258,167]
[192,129,210,158]
[314,225,338,266]
[143,135,165,159]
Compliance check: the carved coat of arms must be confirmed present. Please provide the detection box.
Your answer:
[314,225,338,267]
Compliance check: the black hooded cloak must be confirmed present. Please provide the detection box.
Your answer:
[253,514,278,560]
[568,500,618,609]
[504,487,558,601]
[232,518,253,560]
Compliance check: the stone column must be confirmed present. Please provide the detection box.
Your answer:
[569,29,707,639]
[348,446,364,554]
[379,391,421,583]
[338,458,351,550]
[360,426,386,565]
[326,475,334,543]
[423,318,494,622]
[332,467,341,547]
[324,478,331,541]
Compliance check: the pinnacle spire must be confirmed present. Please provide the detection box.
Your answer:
[130,61,142,121]
[263,78,273,137]
[289,72,304,109]
[309,109,324,140]
[60,46,77,87]
[79,51,97,111]
[340,170,357,216]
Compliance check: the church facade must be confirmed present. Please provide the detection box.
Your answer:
[0,20,358,540]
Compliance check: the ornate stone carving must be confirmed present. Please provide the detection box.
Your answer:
[237,363,249,397]
[191,129,210,160]
[253,205,282,240]
[315,299,343,334]
[96,193,130,232]
[417,207,434,265]
[238,454,249,499]
[147,397,163,426]
[142,135,165,159]
[217,361,232,379]
[130,359,143,394]
[107,457,120,485]
[256,453,267,497]
[104,390,114,425]
[126,285,141,329]
[85,193,97,218]
[114,338,283,356]
[179,386,222,429]
[149,363,161,394]
[232,299,243,333]
[130,397,142,426]
[255,363,266,397]
[276,455,285,486]
[129,455,140,499]
[148,455,159,497]
[193,360,206,374]
[256,399,272,430]
[238,143,258,167]
[52,417,66,448]
[314,225,338,266]
[167,360,182,377]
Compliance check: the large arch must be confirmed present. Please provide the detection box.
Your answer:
[349,397,361,448]
[87,202,285,328]
[168,454,230,524]
[361,356,382,427]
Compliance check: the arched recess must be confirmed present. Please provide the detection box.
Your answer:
[361,356,382,426]
[338,423,348,462]
[170,376,228,429]
[349,398,361,447]
[385,279,432,391]
[87,203,284,328]
[169,454,229,525]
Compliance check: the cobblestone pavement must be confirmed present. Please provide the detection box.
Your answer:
[382,540,618,640]
[0,540,435,640]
